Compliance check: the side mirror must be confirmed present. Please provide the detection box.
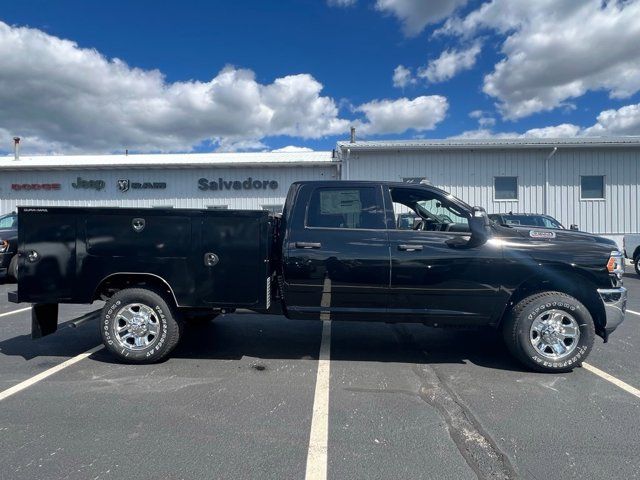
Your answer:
[469,206,491,244]
[570,224,579,231]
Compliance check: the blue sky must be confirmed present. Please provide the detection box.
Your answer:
[1,0,640,154]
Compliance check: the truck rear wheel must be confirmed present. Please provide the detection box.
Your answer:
[502,291,595,373]
[100,288,182,363]
[634,254,640,275]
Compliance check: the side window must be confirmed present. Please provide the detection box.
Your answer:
[307,187,385,230]
[390,187,470,233]
[0,215,15,229]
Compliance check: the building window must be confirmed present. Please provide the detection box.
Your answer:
[581,175,605,200]
[262,204,283,214]
[206,205,228,210]
[494,177,518,200]
[306,187,385,230]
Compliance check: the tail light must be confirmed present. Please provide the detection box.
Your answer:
[607,251,625,280]
[0,240,8,253]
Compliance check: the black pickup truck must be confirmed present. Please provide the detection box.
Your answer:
[8,181,627,372]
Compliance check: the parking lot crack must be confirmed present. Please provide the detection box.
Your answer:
[392,326,519,480]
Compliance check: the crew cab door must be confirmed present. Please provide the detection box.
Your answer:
[282,184,390,320]
[386,186,504,324]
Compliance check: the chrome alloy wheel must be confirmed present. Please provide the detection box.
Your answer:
[529,309,580,359]
[113,303,161,351]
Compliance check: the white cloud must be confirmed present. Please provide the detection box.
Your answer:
[375,0,469,36]
[356,96,448,135]
[270,145,314,152]
[441,0,640,119]
[455,102,640,139]
[469,110,495,128]
[584,103,640,136]
[327,0,357,6]
[0,21,351,154]
[0,21,452,154]
[392,65,415,88]
[418,43,481,83]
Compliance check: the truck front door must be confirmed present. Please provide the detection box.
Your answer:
[386,186,504,325]
[283,184,390,320]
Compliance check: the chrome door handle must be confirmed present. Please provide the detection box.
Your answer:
[295,242,322,249]
[398,244,423,252]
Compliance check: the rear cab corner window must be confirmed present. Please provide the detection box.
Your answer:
[305,187,386,230]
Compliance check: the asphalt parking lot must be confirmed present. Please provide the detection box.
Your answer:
[0,276,639,480]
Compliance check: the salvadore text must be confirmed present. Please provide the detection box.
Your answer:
[198,177,279,191]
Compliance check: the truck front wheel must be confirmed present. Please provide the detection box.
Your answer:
[100,288,183,363]
[502,291,595,373]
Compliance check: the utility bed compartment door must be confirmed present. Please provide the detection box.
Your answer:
[86,214,191,257]
[19,211,77,302]
[197,211,270,307]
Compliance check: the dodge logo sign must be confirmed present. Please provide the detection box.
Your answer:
[11,183,61,191]
[118,179,166,193]
[117,179,130,192]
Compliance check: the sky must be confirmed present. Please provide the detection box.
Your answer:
[1,0,640,155]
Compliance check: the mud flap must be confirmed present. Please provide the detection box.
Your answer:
[31,303,59,339]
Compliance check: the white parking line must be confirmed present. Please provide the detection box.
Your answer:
[627,309,640,316]
[0,344,103,401]
[583,363,640,399]
[0,306,32,318]
[304,320,331,480]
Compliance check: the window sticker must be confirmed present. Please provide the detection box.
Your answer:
[319,190,362,215]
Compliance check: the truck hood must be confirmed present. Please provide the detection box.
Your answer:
[495,225,618,248]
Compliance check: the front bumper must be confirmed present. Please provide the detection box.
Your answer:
[598,287,627,337]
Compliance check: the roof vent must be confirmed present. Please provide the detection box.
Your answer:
[350,126,356,143]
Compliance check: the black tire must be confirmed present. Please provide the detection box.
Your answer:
[502,291,595,373]
[634,255,640,276]
[100,288,182,363]
[7,255,18,281]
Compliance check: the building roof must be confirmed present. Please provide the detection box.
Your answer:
[337,136,640,151]
[0,150,334,171]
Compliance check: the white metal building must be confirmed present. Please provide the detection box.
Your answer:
[338,137,640,245]
[0,151,338,214]
[1,137,640,245]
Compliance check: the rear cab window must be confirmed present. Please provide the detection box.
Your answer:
[306,187,386,230]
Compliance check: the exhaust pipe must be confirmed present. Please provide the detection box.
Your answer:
[13,137,20,161]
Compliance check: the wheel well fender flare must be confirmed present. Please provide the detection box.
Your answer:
[93,272,180,307]
[498,267,607,337]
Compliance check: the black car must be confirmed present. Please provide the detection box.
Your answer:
[489,212,572,230]
[0,212,18,280]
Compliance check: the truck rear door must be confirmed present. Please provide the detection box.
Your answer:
[282,184,390,320]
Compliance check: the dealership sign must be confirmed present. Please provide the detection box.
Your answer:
[198,177,279,191]
[117,179,167,193]
[11,183,61,191]
[72,177,105,191]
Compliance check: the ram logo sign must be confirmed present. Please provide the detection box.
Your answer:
[117,179,166,193]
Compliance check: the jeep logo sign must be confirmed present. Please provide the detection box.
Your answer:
[72,177,105,190]
[198,177,278,191]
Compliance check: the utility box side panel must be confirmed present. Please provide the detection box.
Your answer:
[86,214,192,258]
[18,208,77,303]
